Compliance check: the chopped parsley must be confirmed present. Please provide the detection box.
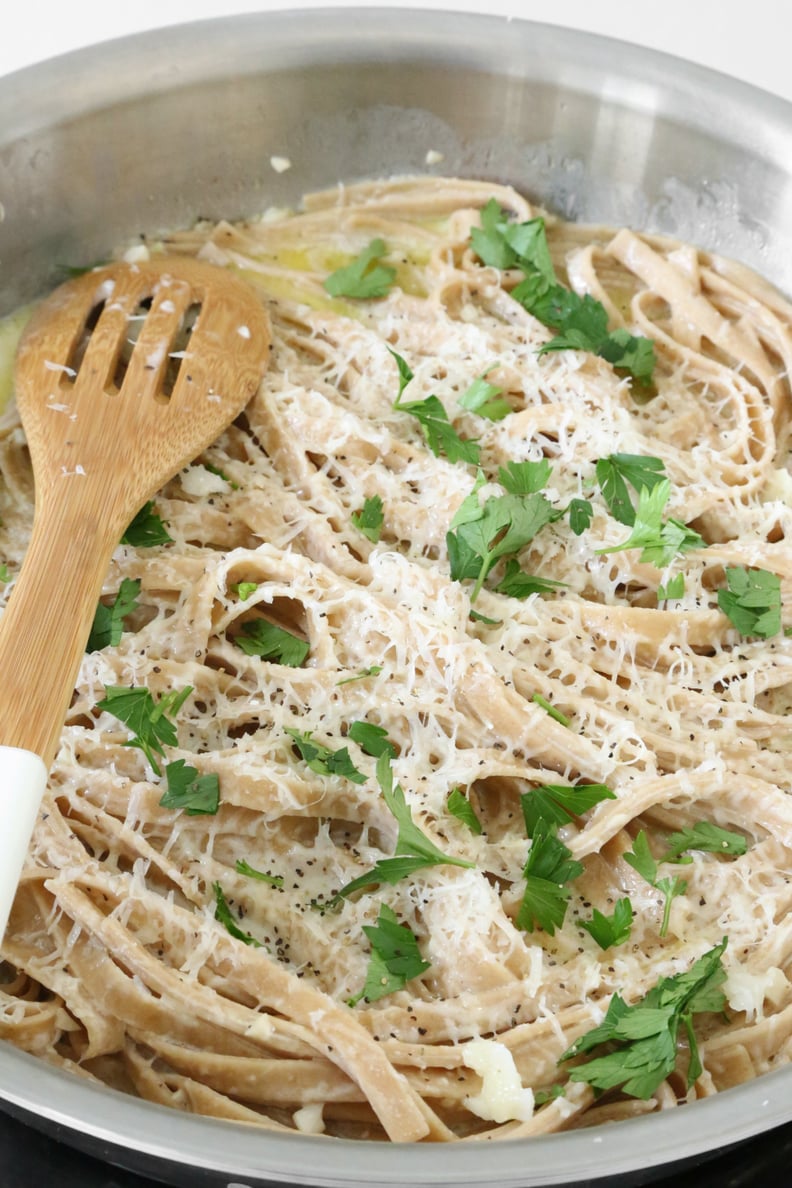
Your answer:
[471,200,655,385]
[596,480,704,568]
[396,392,480,465]
[159,759,220,815]
[447,469,558,602]
[286,728,367,784]
[447,787,483,835]
[658,573,685,602]
[493,560,567,599]
[568,498,594,536]
[532,692,570,728]
[234,619,310,667]
[96,684,192,777]
[520,782,615,835]
[121,500,173,547]
[516,821,584,935]
[336,665,383,686]
[232,581,258,601]
[624,830,687,938]
[561,939,728,1099]
[323,238,396,299]
[348,720,396,759]
[352,494,384,543]
[87,577,141,651]
[717,566,783,639]
[203,461,238,489]
[659,821,747,864]
[333,753,473,901]
[580,898,634,950]
[235,858,284,888]
[458,368,511,421]
[212,882,263,948]
[390,349,480,464]
[595,454,667,527]
[348,903,430,1006]
[0,563,9,582]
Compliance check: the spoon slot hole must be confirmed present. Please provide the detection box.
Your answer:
[64,299,106,380]
[110,296,154,394]
[159,300,203,401]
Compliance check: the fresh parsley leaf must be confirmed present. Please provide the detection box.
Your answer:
[232,581,258,600]
[657,573,685,601]
[595,454,667,527]
[561,939,728,1099]
[395,393,480,465]
[96,684,191,776]
[336,665,383,686]
[458,369,511,421]
[387,347,414,399]
[623,829,658,884]
[235,619,310,667]
[581,898,634,950]
[534,1085,566,1108]
[493,559,567,600]
[596,328,657,385]
[87,577,141,651]
[656,875,688,937]
[497,459,552,495]
[659,821,747,864]
[334,753,473,900]
[212,882,262,947]
[717,567,783,639]
[348,903,430,1006]
[285,728,367,784]
[203,461,238,489]
[517,821,584,935]
[568,498,594,536]
[471,205,655,385]
[447,480,558,602]
[121,500,173,547]
[159,758,220,815]
[471,202,555,281]
[447,787,483,835]
[0,563,9,582]
[348,720,396,759]
[532,692,570,727]
[352,494,384,543]
[235,858,284,888]
[521,783,615,836]
[323,238,396,299]
[624,830,687,938]
[596,480,704,567]
[469,608,502,625]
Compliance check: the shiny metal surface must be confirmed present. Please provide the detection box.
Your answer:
[1,9,791,1185]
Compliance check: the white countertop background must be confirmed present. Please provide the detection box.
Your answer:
[2,0,792,105]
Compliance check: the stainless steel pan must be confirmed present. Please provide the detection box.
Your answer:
[1,9,791,1185]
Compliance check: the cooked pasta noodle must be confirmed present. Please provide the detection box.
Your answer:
[1,175,792,1142]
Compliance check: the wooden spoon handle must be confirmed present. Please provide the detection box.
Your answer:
[0,480,124,766]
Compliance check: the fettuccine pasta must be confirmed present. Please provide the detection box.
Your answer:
[1,175,792,1142]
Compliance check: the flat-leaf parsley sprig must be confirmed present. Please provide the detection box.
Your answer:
[348,903,430,1006]
[447,463,561,603]
[96,684,192,777]
[331,753,473,903]
[560,938,728,1099]
[471,199,656,386]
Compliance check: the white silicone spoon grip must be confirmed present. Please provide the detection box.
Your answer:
[0,745,47,941]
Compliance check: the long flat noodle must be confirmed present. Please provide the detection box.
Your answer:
[48,880,434,1142]
[3,174,792,1143]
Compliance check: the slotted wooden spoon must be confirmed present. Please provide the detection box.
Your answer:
[0,257,270,939]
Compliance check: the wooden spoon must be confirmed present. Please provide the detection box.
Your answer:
[0,256,270,938]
